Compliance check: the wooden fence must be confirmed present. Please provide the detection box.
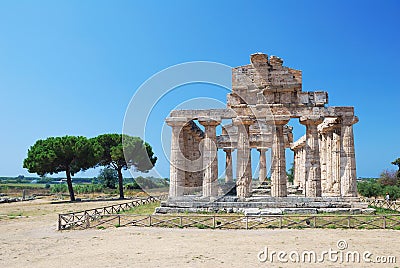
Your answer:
[360,197,400,212]
[82,214,400,230]
[59,196,400,230]
[58,194,168,230]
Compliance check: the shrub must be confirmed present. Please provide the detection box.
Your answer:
[378,169,399,186]
[74,184,104,194]
[51,184,68,193]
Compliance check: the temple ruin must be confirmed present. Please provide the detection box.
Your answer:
[159,53,365,214]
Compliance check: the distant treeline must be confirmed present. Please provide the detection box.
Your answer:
[0,175,169,185]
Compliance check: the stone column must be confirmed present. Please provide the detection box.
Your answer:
[258,148,268,184]
[340,116,358,197]
[331,128,341,195]
[268,117,290,197]
[323,130,333,195]
[233,117,254,199]
[300,148,306,190]
[300,116,324,197]
[293,148,300,187]
[199,118,220,198]
[166,118,188,198]
[223,148,233,183]
[319,132,327,193]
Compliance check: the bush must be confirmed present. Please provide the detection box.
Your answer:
[74,184,104,194]
[98,168,118,189]
[45,184,50,189]
[378,169,399,186]
[51,184,68,193]
[357,179,400,200]
[382,185,400,200]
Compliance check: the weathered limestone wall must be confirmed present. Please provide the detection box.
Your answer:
[182,121,204,194]
[229,53,328,108]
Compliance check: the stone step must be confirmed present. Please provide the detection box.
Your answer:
[163,201,357,209]
[155,207,375,215]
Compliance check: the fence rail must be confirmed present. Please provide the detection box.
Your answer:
[81,214,400,230]
[59,196,400,230]
[360,197,400,212]
[58,194,168,230]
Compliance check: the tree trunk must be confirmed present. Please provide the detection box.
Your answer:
[117,168,124,199]
[66,167,75,201]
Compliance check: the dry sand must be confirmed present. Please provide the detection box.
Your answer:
[1,198,399,268]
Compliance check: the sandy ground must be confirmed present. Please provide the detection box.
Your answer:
[1,198,400,268]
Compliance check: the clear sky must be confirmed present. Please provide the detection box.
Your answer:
[0,0,399,179]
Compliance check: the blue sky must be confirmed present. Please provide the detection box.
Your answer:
[0,0,399,178]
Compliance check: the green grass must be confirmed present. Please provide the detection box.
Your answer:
[120,201,161,215]
[0,183,46,189]
[371,206,400,214]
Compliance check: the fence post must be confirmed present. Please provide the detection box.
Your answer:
[347,217,351,228]
[313,216,316,228]
[149,215,152,227]
[245,216,248,230]
[179,216,183,227]
[85,213,90,228]
[118,215,121,227]
[279,216,283,228]
[213,215,216,229]
[383,216,386,229]
[58,214,62,230]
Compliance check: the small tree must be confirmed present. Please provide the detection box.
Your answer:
[94,134,157,199]
[23,136,102,201]
[98,168,118,189]
[392,158,400,178]
[378,169,398,186]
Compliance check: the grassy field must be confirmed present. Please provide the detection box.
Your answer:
[0,183,48,189]
[120,201,161,214]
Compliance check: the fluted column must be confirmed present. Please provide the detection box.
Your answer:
[223,148,233,183]
[340,116,358,197]
[293,148,300,187]
[323,130,333,195]
[199,118,220,198]
[258,148,268,183]
[268,117,290,197]
[331,128,341,195]
[320,132,327,193]
[300,147,306,190]
[300,116,324,197]
[166,118,188,198]
[234,117,254,199]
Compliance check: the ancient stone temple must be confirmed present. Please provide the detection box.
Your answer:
[160,53,363,214]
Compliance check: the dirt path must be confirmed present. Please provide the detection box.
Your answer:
[1,199,399,268]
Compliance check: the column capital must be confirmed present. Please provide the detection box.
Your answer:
[232,116,255,126]
[223,147,234,153]
[265,116,290,126]
[166,117,189,127]
[341,116,359,126]
[198,117,221,127]
[299,115,324,126]
[257,147,268,153]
